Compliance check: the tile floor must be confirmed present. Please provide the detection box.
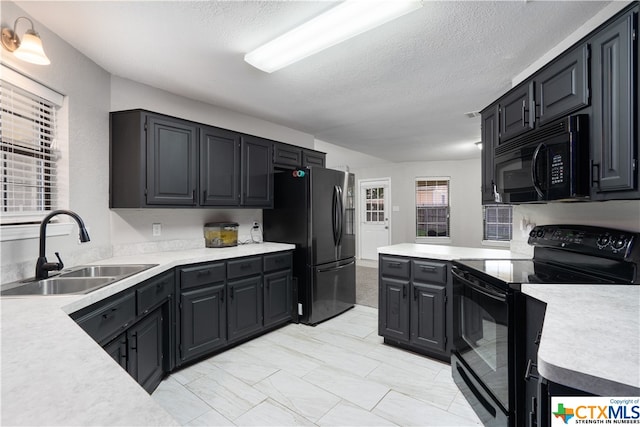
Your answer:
[152,305,482,426]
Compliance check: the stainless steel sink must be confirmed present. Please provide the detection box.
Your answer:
[1,277,116,296]
[59,264,155,278]
[1,264,157,296]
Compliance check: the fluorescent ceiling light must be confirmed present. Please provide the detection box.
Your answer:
[244,0,423,73]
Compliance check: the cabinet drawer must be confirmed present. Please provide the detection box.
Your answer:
[228,257,262,279]
[76,293,136,344]
[264,252,292,273]
[137,270,174,315]
[180,263,226,290]
[380,256,410,279]
[412,260,447,284]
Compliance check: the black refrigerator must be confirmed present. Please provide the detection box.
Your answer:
[264,167,356,325]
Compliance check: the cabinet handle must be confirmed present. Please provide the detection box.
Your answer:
[197,269,211,277]
[130,333,137,351]
[420,265,437,272]
[192,189,196,205]
[402,284,407,298]
[521,99,529,126]
[203,190,207,201]
[413,287,418,300]
[388,262,401,268]
[230,287,234,299]
[221,288,225,302]
[524,359,539,381]
[591,161,601,188]
[534,330,542,345]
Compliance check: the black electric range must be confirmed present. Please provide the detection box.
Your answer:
[456,224,640,288]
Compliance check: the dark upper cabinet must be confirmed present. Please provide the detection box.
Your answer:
[146,114,198,206]
[241,135,273,207]
[200,126,241,206]
[590,8,638,197]
[536,44,590,125]
[111,110,197,208]
[499,82,534,142]
[481,104,499,204]
[272,141,326,169]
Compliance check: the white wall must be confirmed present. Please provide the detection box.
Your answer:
[1,1,112,283]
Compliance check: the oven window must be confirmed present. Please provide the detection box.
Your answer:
[458,287,509,410]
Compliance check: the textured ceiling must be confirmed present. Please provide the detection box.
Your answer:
[16,1,611,162]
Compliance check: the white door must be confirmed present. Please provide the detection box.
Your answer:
[359,179,391,260]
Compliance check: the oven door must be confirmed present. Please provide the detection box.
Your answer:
[452,265,512,425]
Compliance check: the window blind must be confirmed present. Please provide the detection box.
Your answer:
[415,178,450,238]
[483,204,513,241]
[0,79,60,224]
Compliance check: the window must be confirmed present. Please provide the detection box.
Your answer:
[364,186,385,223]
[1,68,63,225]
[416,178,449,238]
[483,204,513,241]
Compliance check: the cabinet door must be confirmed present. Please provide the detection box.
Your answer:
[591,11,636,194]
[240,135,273,207]
[129,308,164,394]
[410,282,446,353]
[146,114,198,205]
[379,277,410,342]
[200,126,241,206]
[481,105,499,204]
[524,296,547,427]
[536,44,589,125]
[273,143,302,168]
[264,270,292,328]
[228,276,263,342]
[499,82,534,142]
[103,334,128,370]
[180,283,227,362]
[302,150,326,168]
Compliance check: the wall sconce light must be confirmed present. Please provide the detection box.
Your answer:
[475,141,483,150]
[1,17,51,65]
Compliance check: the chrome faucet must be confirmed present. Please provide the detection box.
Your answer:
[35,210,91,279]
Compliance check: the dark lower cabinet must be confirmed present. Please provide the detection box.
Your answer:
[128,308,165,393]
[264,270,292,328]
[523,295,547,427]
[179,283,227,363]
[379,277,410,342]
[379,255,451,361]
[410,282,446,353]
[104,334,127,370]
[228,276,263,342]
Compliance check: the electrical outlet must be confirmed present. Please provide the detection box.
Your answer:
[252,221,260,229]
[152,223,162,236]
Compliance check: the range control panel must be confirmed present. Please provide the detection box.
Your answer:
[528,224,639,261]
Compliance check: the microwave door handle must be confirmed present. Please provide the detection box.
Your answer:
[531,142,546,199]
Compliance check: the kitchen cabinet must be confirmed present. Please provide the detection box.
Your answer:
[110,109,273,208]
[379,255,451,360]
[499,82,534,142]
[178,262,227,364]
[272,141,326,169]
[72,271,175,394]
[480,104,499,204]
[227,256,264,342]
[241,135,273,207]
[200,125,240,206]
[590,7,638,199]
[263,252,293,328]
[110,110,198,207]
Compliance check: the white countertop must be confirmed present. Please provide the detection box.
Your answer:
[523,284,640,396]
[377,243,524,260]
[0,242,294,426]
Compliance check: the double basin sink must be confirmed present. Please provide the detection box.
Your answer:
[1,264,157,296]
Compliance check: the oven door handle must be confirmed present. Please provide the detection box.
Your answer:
[531,142,546,199]
[452,269,506,302]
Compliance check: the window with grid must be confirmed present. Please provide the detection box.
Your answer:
[364,187,385,223]
[483,204,513,241]
[1,72,62,225]
[415,178,449,238]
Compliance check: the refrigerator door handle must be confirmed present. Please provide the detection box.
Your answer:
[332,185,340,246]
[336,185,344,247]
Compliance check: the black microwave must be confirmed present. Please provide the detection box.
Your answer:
[494,114,590,203]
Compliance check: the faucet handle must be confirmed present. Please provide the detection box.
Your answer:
[54,252,64,270]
